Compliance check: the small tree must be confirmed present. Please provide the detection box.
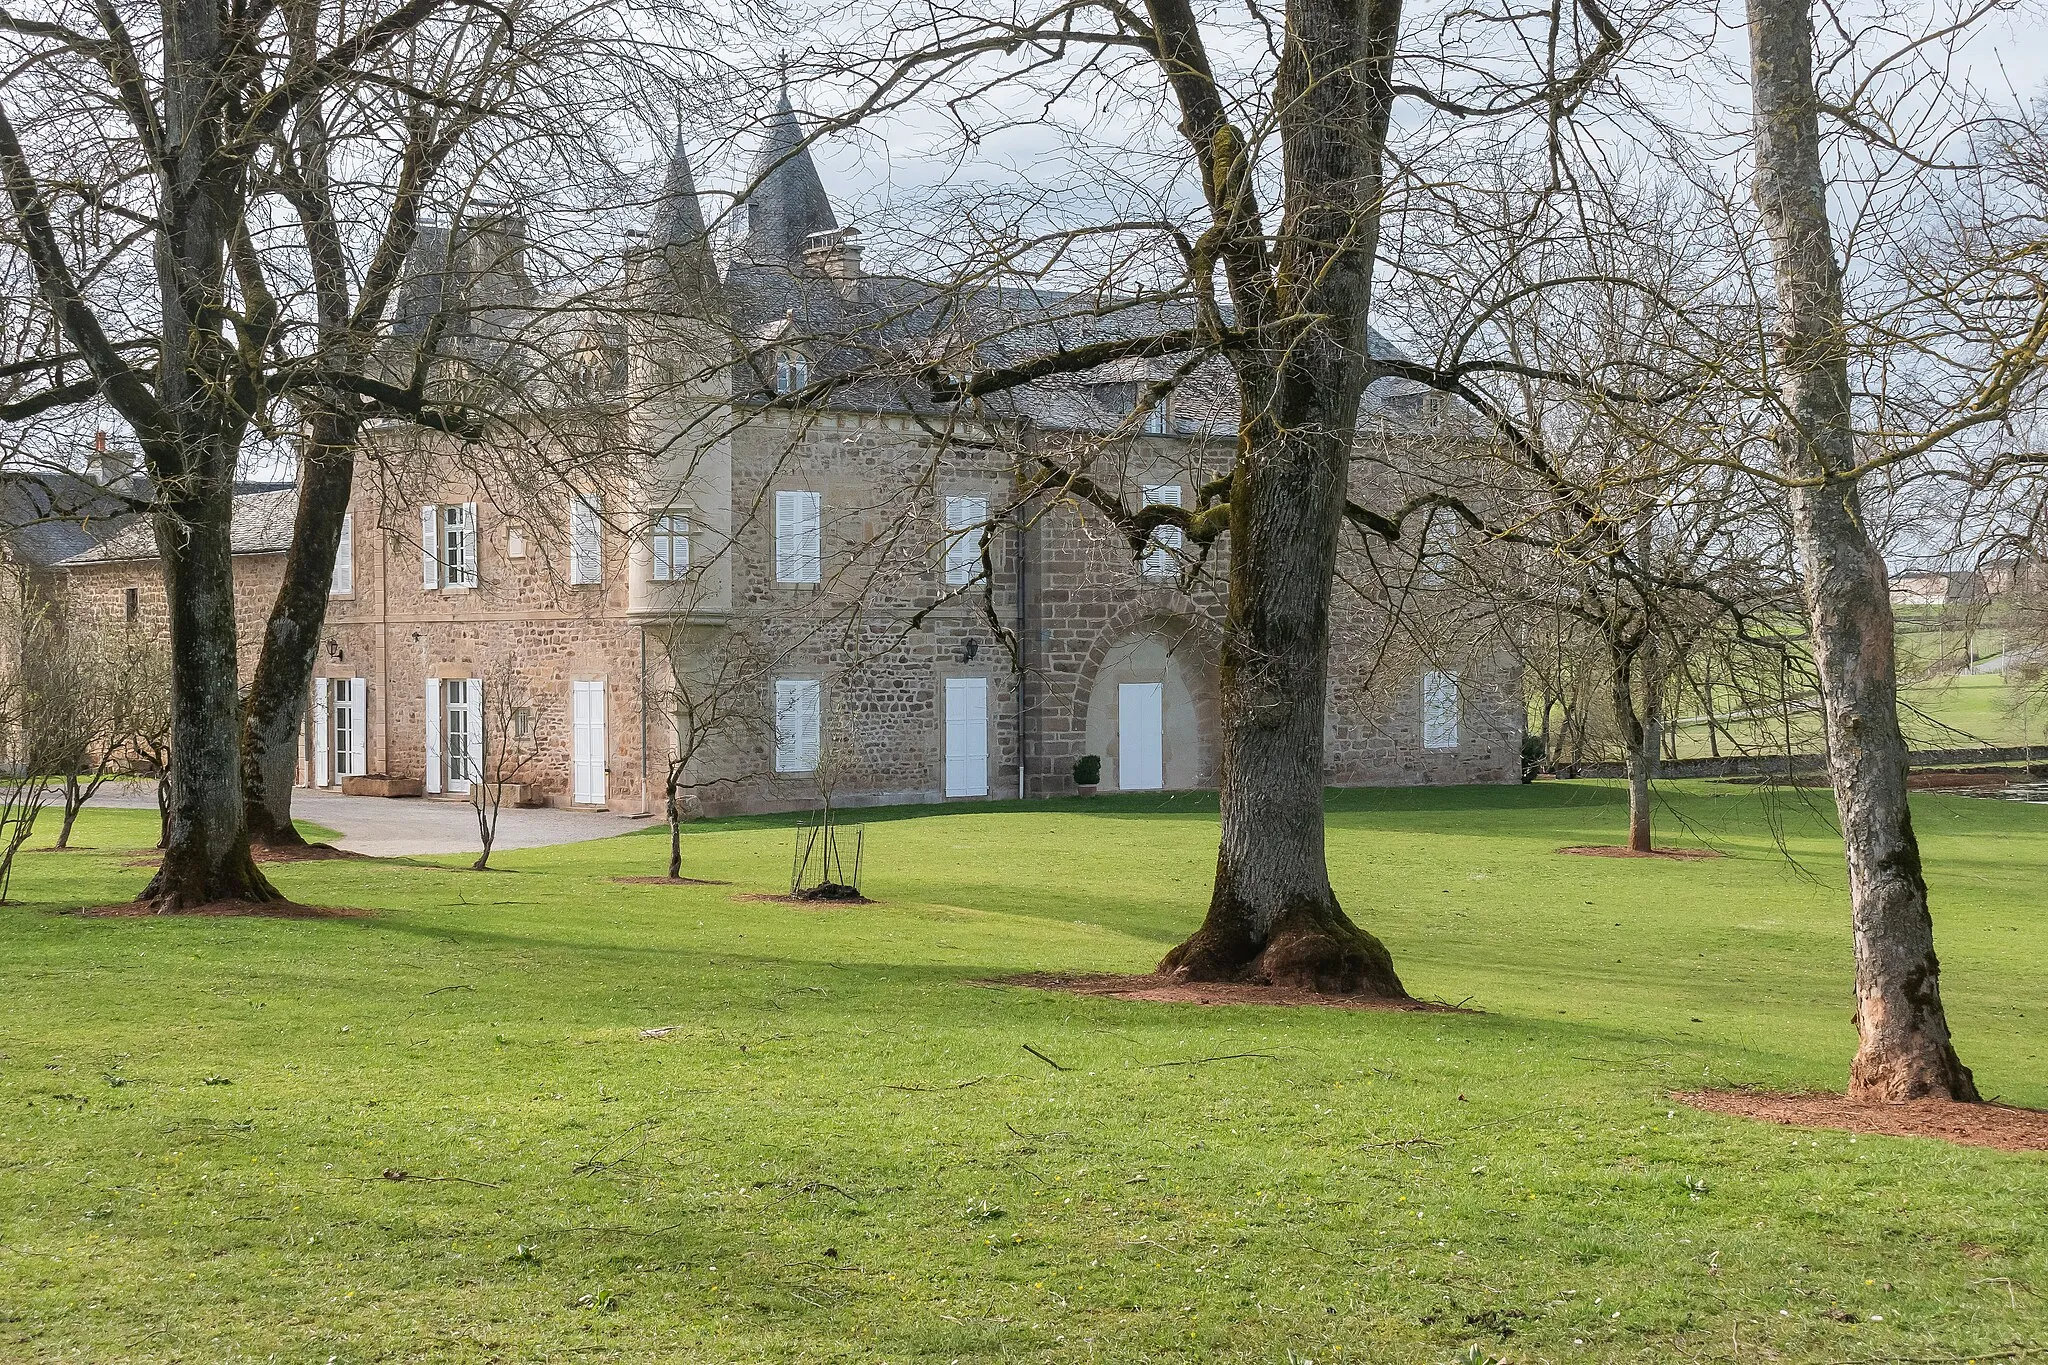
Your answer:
[654,631,771,880]
[0,612,68,899]
[45,615,138,850]
[468,658,540,872]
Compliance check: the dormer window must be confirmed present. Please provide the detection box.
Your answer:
[774,349,808,395]
[1143,398,1170,435]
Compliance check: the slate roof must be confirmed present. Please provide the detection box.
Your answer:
[0,472,141,567]
[55,486,298,566]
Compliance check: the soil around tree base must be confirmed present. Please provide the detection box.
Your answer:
[1677,1089,2048,1153]
[67,898,372,920]
[1559,845,1725,860]
[988,972,1469,1012]
[731,892,877,908]
[124,843,366,870]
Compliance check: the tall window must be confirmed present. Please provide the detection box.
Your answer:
[942,495,987,586]
[1140,483,1183,579]
[650,512,690,581]
[330,513,354,595]
[569,494,602,585]
[330,679,358,778]
[774,679,821,773]
[124,586,138,621]
[775,490,822,584]
[1142,398,1170,434]
[1422,670,1461,751]
[423,503,478,588]
[774,349,808,395]
[444,678,476,789]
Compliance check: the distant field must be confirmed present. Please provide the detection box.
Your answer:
[1670,670,2046,759]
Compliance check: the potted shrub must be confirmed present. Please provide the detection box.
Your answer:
[1072,753,1101,796]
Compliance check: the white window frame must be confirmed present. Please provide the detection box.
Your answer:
[423,503,479,589]
[774,349,809,395]
[1422,669,1461,751]
[1141,483,1183,579]
[444,503,478,587]
[775,489,822,585]
[942,495,987,587]
[329,513,353,596]
[569,493,602,585]
[443,676,480,791]
[651,511,690,582]
[774,678,822,773]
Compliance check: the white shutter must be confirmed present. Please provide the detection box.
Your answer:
[312,680,329,787]
[944,677,989,797]
[424,677,442,793]
[1142,484,1183,578]
[775,679,821,773]
[943,496,987,586]
[466,676,484,785]
[1422,669,1461,751]
[421,506,439,588]
[331,513,353,595]
[571,680,608,804]
[776,490,821,584]
[348,676,367,777]
[797,681,820,771]
[458,503,479,585]
[569,495,602,585]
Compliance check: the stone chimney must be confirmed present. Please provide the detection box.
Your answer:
[86,430,135,486]
[802,227,863,299]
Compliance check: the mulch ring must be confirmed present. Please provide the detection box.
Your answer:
[986,971,1469,1013]
[731,890,877,908]
[1676,1089,2048,1154]
[612,875,731,887]
[1558,845,1723,861]
[67,898,372,921]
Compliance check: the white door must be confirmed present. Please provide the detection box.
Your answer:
[1118,681,1165,790]
[944,677,988,798]
[572,680,607,805]
[443,679,473,795]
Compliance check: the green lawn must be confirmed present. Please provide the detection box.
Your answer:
[2,784,2043,1363]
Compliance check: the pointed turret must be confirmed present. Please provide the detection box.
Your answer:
[652,126,709,249]
[642,126,719,310]
[739,85,837,265]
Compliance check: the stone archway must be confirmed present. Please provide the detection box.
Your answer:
[1070,606,1221,792]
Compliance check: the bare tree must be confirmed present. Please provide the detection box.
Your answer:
[467,655,539,871]
[652,630,773,880]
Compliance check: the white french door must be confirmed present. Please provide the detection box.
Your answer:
[443,679,474,795]
[572,680,607,805]
[944,677,989,798]
[1118,681,1165,791]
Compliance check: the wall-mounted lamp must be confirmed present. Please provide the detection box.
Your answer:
[326,637,343,662]
[963,638,979,662]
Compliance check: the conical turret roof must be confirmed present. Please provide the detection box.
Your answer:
[739,86,837,264]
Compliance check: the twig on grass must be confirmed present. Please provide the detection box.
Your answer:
[1021,1043,1069,1072]
[1141,1052,1279,1069]
[425,984,475,996]
[883,1074,996,1092]
[354,1169,501,1188]
[1358,1137,1442,1151]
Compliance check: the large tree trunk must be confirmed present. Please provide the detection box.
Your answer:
[141,482,281,909]
[1746,0,1975,1101]
[1158,0,1408,997]
[243,412,357,846]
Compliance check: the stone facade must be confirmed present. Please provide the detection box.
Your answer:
[39,100,1521,816]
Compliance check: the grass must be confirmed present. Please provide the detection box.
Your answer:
[1,783,2044,1363]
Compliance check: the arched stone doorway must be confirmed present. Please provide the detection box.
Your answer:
[1075,614,1219,792]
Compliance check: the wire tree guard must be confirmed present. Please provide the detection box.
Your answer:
[790,812,864,900]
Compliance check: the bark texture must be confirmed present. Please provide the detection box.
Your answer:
[243,415,357,845]
[1745,0,1975,1100]
[1154,0,1409,997]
